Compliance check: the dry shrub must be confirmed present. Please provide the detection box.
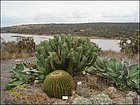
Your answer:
[100,50,127,59]
[1,37,36,60]
[100,50,138,64]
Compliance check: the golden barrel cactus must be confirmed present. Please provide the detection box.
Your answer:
[43,70,74,98]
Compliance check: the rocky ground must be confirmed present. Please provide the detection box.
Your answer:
[2,72,140,104]
[1,56,139,104]
[1,57,36,104]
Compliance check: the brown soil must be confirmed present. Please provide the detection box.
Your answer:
[32,73,138,104]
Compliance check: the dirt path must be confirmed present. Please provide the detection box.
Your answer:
[1,57,36,104]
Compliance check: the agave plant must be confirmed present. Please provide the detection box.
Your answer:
[126,64,140,90]
[5,62,40,90]
[88,57,140,91]
[35,34,99,78]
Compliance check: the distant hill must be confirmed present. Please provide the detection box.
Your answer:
[1,23,139,38]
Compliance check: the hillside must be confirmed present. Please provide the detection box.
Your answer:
[1,23,139,38]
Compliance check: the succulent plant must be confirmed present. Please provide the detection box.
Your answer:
[35,35,99,77]
[43,70,74,98]
[126,64,140,91]
[72,96,92,104]
[88,57,140,91]
[90,93,112,105]
[5,62,40,90]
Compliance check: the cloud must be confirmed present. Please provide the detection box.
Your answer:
[1,1,139,27]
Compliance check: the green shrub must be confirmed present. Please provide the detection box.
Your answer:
[43,70,74,98]
[35,34,99,77]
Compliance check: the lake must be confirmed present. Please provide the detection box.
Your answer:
[1,33,121,52]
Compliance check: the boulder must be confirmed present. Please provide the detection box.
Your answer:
[4,84,50,104]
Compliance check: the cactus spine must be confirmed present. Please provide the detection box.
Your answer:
[43,70,74,98]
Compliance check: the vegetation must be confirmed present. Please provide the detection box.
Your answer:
[0,37,36,60]
[119,33,140,56]
[43,70,74,98]
[5,35,99,90]
[5,34,139,102]
[87,58,140,92]
[1,23,139,38]
[35,35,99,77]
[5,62,39,90]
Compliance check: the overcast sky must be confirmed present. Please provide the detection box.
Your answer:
[1,1,139,27]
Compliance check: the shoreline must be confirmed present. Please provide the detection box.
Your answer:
[1,32,119,40]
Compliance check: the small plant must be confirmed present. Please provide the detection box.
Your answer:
[72,96,92,104]
[90,93,112,105]
[35,34,99,77]
[43,70,74,98]
[5,62,39,90]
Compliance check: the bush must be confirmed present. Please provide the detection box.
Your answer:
[1,37,36,60]
[35,34,99,77]
[119,33,140,56]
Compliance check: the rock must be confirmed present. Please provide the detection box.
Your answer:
[51,98,69,104]
[4,84,50,104]
[76,85,90,98]
[107,87,117,93]
[137,95,140,104]
[72,96,92,104]
[125,96,133,104]
[114,96,133,104]
[90,93,112,105]
[14,59,22,62]
[126,91,137,98]
[105,86,117,98]
[82,71,86,75]
[113,98,126,104]
[126,91,137,104]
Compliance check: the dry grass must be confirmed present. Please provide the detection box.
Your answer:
[0,37,36,60]
[1,51,34,60]
[100,50,127,59]
[100,50,139,64]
